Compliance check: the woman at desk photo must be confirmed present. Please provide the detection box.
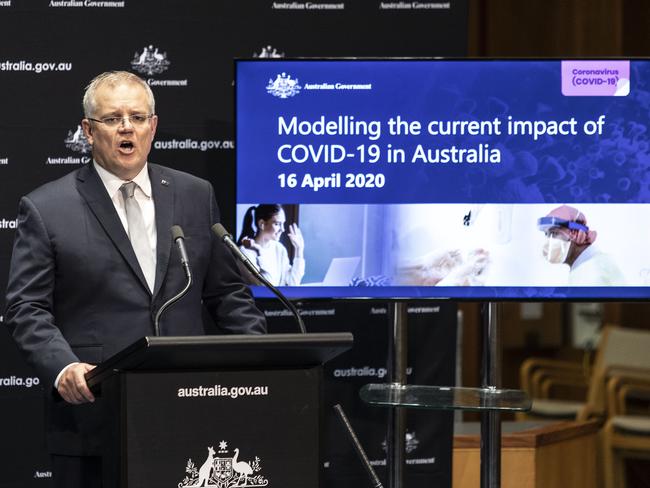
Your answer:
[237,204,305,286]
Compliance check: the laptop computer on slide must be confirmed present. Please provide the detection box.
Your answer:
[303,256,361,286]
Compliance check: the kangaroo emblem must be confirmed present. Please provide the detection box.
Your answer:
[195,446,215,487]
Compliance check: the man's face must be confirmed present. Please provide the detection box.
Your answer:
[542,228,572,264]
[82,82,157,181]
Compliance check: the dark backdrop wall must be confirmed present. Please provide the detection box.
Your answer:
[0,1,467,486]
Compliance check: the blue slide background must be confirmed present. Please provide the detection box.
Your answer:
[236,60,650,299]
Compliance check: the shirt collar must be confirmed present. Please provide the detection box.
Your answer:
[93,161,152,200]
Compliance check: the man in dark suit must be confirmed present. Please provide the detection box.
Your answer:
[4,71,266,487]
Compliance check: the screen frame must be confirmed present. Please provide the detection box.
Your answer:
[234,57,649,302]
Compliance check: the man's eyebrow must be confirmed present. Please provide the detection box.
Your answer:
[99,109,146,116]
[95,111,120,118]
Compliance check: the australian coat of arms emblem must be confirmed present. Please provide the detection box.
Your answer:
[64,125,91,154]
[266,73,301,99]
[254,45,285,59]
[178,441,268,487]
[131,44,171,76]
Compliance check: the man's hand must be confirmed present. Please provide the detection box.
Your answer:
[57,362,96,404]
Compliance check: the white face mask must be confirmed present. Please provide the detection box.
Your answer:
[544,236,570,264]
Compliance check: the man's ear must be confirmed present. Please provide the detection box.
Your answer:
[150,114,158,138]
[572,228,587,245]
[81,119,94,145]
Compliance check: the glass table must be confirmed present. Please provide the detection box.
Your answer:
[360,383,531,412]
[360,302,531,488]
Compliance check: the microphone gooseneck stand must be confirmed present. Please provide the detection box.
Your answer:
[211,223,306,334]
[153,275,193,336]
[153,225,193,336]
[245,267,306,335]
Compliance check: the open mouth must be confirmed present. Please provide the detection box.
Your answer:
[118,141,135,153]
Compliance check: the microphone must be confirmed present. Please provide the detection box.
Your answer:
[171,225,191,280]
[153,225,193,336]
[211,223,306,334]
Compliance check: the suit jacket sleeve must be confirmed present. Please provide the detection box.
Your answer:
[5,196,79,388]
[201,183,267,335]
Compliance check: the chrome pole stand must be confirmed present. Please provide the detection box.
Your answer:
[362,301,529,488]
[386,300,408,488]
[480,302,501,488]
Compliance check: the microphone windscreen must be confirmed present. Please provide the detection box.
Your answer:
[211,223,232,240]
[171,225,185,240]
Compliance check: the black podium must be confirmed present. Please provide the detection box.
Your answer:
[85,333,353,488]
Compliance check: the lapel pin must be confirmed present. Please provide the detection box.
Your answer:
[161,179,169,186]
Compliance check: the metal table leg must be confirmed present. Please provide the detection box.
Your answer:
[386,301,408,488]
[481,302,501,488]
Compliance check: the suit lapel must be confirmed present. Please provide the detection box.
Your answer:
[149,164,174,300]
[76,163,151,294]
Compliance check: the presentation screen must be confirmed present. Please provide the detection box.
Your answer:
[235,59,650,299]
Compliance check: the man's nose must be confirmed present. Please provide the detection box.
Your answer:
[118,116,135,130]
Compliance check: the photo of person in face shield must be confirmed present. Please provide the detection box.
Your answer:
[538,205,626,286]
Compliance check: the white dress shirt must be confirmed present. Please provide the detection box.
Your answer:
[93,161,157,290]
